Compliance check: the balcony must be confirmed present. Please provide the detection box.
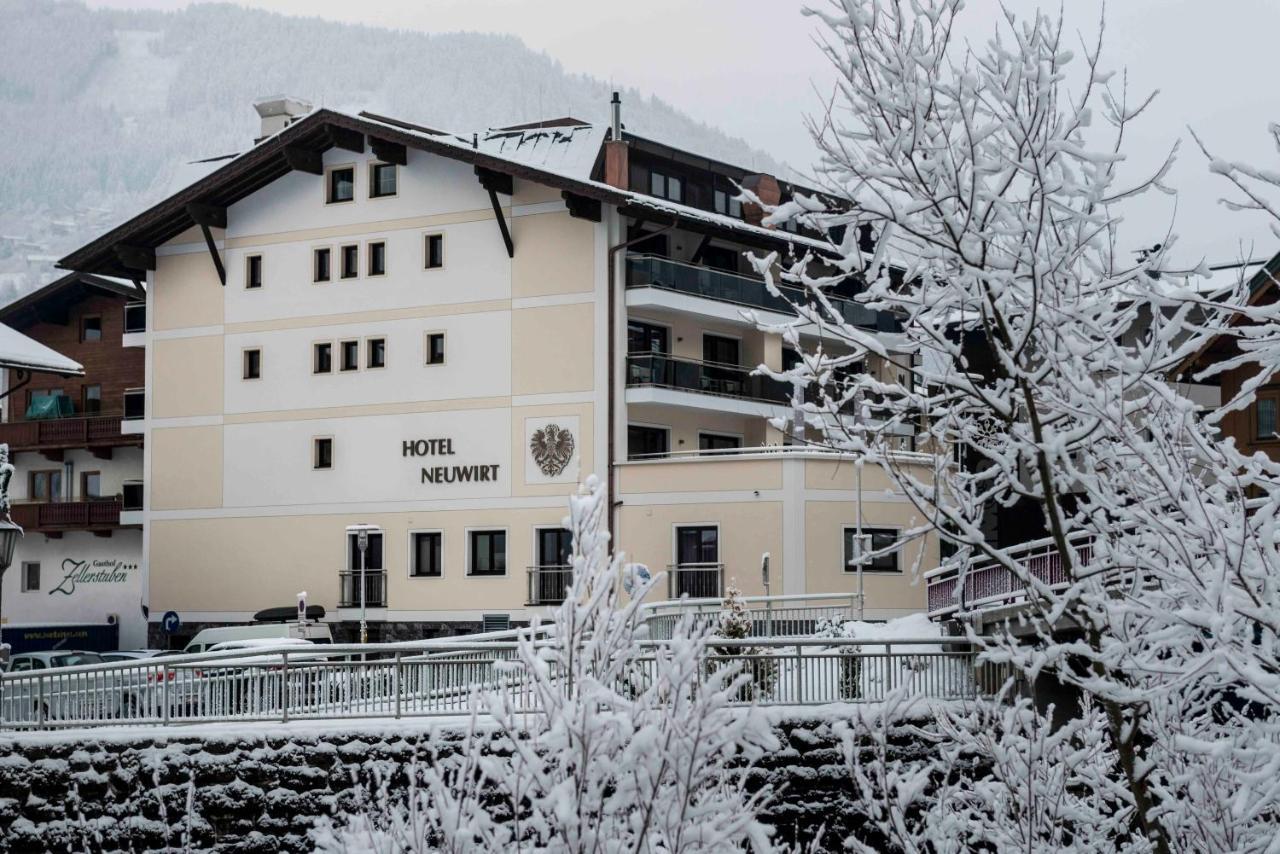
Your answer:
[0,414,143,458]
[9,499,137,536]
[626,254,895,331]
[926,534,1094,619]
[667,563,724,600]
[627,353,791,408]
[339,570,387,609]
[527,565,572,605]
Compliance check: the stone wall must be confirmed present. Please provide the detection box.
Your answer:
[0,714,935,852]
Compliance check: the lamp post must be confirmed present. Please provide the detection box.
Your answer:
[0,443,23,668]
[357,528,369,645]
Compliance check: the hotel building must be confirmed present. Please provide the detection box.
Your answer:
[58,96,938,646]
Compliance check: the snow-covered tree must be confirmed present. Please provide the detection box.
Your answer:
[748,1,1280,850]
[312,475,779,852]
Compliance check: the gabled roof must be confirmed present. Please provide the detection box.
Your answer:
[0,271,141,330]
[1176,249,1280,378]
[0,324,83,377]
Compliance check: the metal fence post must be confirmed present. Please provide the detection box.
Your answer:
[394,652,402,719]
[795,644,804,703]
[38,677,45,726]
[885,643,894,695]
[281,651,290,724]
[162,668,169,725]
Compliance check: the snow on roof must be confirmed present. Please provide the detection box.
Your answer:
[473,123,607,183]
[166,153,240,198]
[0,323,83,376]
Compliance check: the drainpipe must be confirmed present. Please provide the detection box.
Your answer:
[606,218,678,543]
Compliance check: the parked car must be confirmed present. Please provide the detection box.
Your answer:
[102,649,168,662]
[2,651,118,722]
[184,622,332,653]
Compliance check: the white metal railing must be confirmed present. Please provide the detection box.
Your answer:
[926,531,1096,617]
[642,592,858,640]
[0,636,1007,730]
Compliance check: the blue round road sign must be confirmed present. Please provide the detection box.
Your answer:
[161,611,181,633]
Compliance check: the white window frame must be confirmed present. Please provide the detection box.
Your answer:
[465,526,509,578]
[312,340,334,375]
[338,339,360,372]
[312,245,333,284]
[244,254,263,290]
[339,243,360,280]
[366,239,388,278]
[368,161,398,199]
[423,232,445,270]
[407,529,444,579]
[242,347,262,381]
[842,525,902,574]
[312,435,335,470]
[325,163,357,205]
[424,330,447,367]
[365,336,387,370]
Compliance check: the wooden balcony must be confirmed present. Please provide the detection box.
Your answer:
[0,415,142,459]
[9,499,138,537]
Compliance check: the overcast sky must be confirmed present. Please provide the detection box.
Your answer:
[88,0,1280,265]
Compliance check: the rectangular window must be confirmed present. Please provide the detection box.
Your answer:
[123,302,146,334]
[367,337,386,369]
[313,342,332,374]
[313,437,333,470]
[123,388,144,420]
[368,240,386,276]
[698,433,741,452]
[81,316,102,342]
[327,166,355,203]
[313,247,331,282]
[347,530,384,571]
[426,332,446,366]
[844,527,899,573]
[425,233,444,269]
[674,525,720,598]
[20,562,39,592]
[469,529,507,576]
[245,255,263,289]
[340,340,359,372]
[370,162,397,198]
[410,531,443,578]
[340,244,359,279]
[29,470,62,502]
[81,471,101,500]
[1257,395,1279,440]
[627,424,669,460]
[703,334,740,366]
[243,348,262,380]
[81,384,101,415]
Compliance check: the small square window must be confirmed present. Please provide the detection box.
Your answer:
[21,562,39,592]
[82,384,101,414]
[368,241,386,276]
[370,162,397,198]
[243,348,262,380]
[340,340,359,372]
[411,531,443,578]
[81,316,102,342]
[426,332,445,366]
[327,166,355,203]
[469,529,506,576]
[425,233,444,269]
[314,248,331,282]
[245,255,263,289]
[313,342,332,374]
[341,244,359,279]
[367,337,386,369]
[313,437,333,470]
[844,527,899,573]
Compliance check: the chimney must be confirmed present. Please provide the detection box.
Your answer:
[741,174,781,227]
[253,95,313,143]
[603,91,629,190]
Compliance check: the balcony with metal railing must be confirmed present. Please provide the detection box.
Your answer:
[626,353,791,409]
[626,254,896,331]
[527,565,573,606]
[667,563,724,600]
[338,570,387,609]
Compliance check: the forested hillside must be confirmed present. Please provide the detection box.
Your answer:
[0,0,785,300]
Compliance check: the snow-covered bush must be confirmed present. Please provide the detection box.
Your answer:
[713,585,779,702]
[312,476,779,852]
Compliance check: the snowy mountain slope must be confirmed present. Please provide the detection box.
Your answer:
[0,0,789,301]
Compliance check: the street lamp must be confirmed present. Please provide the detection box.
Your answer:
[0,444,22,666]
[346,523,378,645]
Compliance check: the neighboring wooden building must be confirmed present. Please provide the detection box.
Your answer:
[0,272,147,652]
[1178,253,1280,463]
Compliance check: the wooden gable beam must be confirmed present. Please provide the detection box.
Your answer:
[185,202,227,285]
[476,166,514,258]
[326,125,364,153]
[562,191,601,223]
[370,137,407,166]
[114,244,156,272]
[283,145,323,175]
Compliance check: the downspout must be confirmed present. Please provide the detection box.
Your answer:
[606,218,678,542]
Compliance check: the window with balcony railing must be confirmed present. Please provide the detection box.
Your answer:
[626,353,791,405]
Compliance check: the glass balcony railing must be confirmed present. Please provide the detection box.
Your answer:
[626,254,896,331]
[626,353,792,405]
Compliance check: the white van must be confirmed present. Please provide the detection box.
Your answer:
[183,622,332,653]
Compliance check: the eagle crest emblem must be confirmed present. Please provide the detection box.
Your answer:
[530,424,575,477]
